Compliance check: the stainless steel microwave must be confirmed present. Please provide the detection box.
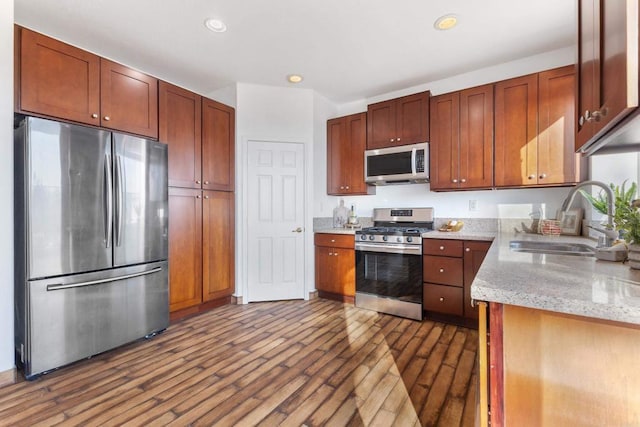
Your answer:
[364,142,429,185]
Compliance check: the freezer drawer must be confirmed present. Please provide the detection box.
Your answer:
[19,261,168,379]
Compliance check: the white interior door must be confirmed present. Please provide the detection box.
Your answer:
[247,141,305,301]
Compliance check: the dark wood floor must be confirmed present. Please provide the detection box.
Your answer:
[0,299,478,426]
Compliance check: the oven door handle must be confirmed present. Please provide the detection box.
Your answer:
[355,243,422,255]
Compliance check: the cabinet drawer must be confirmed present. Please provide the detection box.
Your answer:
[423,239,463,257]
[423,283,463,316]
[423,255,463,286]
[314,233,354,249]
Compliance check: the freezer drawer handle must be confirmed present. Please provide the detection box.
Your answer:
[46,267,163,291]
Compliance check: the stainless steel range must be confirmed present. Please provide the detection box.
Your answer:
[355,207,434,320]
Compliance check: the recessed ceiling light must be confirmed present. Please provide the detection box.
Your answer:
[287,74,303,84]
[204,18,227,33]
[434,14,458,31]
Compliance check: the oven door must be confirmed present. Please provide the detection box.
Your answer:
[355,248,423,320]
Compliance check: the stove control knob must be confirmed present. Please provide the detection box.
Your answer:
[407,236,413,243]
[382,236,388,242]
[360,235,366,240]
[369,235,375,241]
[397,237,402,243]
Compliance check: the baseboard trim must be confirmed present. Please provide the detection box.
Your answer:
[308,290,318,300]
[0,368,17,388]
[170,296,232,322]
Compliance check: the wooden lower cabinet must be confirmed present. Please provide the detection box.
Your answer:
[169,187,234,317]
[314,233,355,303]
[479,303,640,426]
[423,238,490,324]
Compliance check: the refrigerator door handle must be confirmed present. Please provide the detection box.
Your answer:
[46,267,163,291]
[115,154,124,247]
[104,153,113,248]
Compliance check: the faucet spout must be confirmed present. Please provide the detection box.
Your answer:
[561,180,616,246]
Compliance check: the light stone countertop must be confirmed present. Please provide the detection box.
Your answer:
[468,232,640,326]
[314,228,357,235]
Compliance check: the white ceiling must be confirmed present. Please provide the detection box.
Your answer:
[14,0,577,104]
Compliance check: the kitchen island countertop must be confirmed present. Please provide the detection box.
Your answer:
[464,232,640,326]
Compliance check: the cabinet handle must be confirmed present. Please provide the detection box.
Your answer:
[465,247,470,252]
[204,181,209,185]
[439,246,445,250]
[591,110,603,122]
[578,115,585,126]
[345,185,349,190]
[539,173,547,179]
[196,180,201,184]
[460,178,466,183]
[452,179,458,183]
[528,175,535,180]
[330,239,335,242]
[91,113,98,119]
[439,297,445,302]
[204,195,209,199]
[103,116,110,121]
[196,195,201,199]
[397,137,401,142]
[329,252,333,256]
[340,186,345,190]
[439,268,445,273]
[390,138,395,142]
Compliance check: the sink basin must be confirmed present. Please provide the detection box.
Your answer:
[509,240,596,257]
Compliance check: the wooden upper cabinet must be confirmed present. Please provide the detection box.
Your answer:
[202,98,235,192]
[327,112,374,195]
[168,187,203,312]
[494,74,539,187]
[430,85,493,191]
[202,190,235,301]
[496,67,579,188]
[100,59,158,139]
[459,85,494,189]
[367,91,430,149]
[159,82,202,188]
[429,92,460,191]
[17,27,159,139]
[538,66,579,185]
[19,27,101,126]
[576,0,639,152]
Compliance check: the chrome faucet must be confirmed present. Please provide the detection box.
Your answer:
[561,180,617,247]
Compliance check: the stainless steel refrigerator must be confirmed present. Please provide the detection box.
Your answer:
[14,116,169,379]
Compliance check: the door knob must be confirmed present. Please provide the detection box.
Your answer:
[292,227,303,233]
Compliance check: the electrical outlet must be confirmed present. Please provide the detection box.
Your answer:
[469,199,478,211]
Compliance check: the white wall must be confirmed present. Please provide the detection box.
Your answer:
[235,83,317,299]
[314,47,578,220]
[1,0,15,373]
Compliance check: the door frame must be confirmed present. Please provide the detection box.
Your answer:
[237,136,314,303]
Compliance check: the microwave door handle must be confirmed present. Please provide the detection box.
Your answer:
[411,148,417,175]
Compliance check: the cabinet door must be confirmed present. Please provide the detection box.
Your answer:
[367,99,397,149]
[576,0,639,151]
[494,74,538,187]
[159,82,202,188]
[396,91,430,146]
[168,188,202,312]
[429,92,460,191]
[327,116,348,194]
[334,248,355,297]
[576,0,598,149]
[100,59,158,139]
[19,28,100,126]
[202,190,235,301]
[315,246,335,292]
[538,66,578,185]
[460,85,494,189]
[463,241,491,320]
[345,113,369,194]
[202,98,235,191]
